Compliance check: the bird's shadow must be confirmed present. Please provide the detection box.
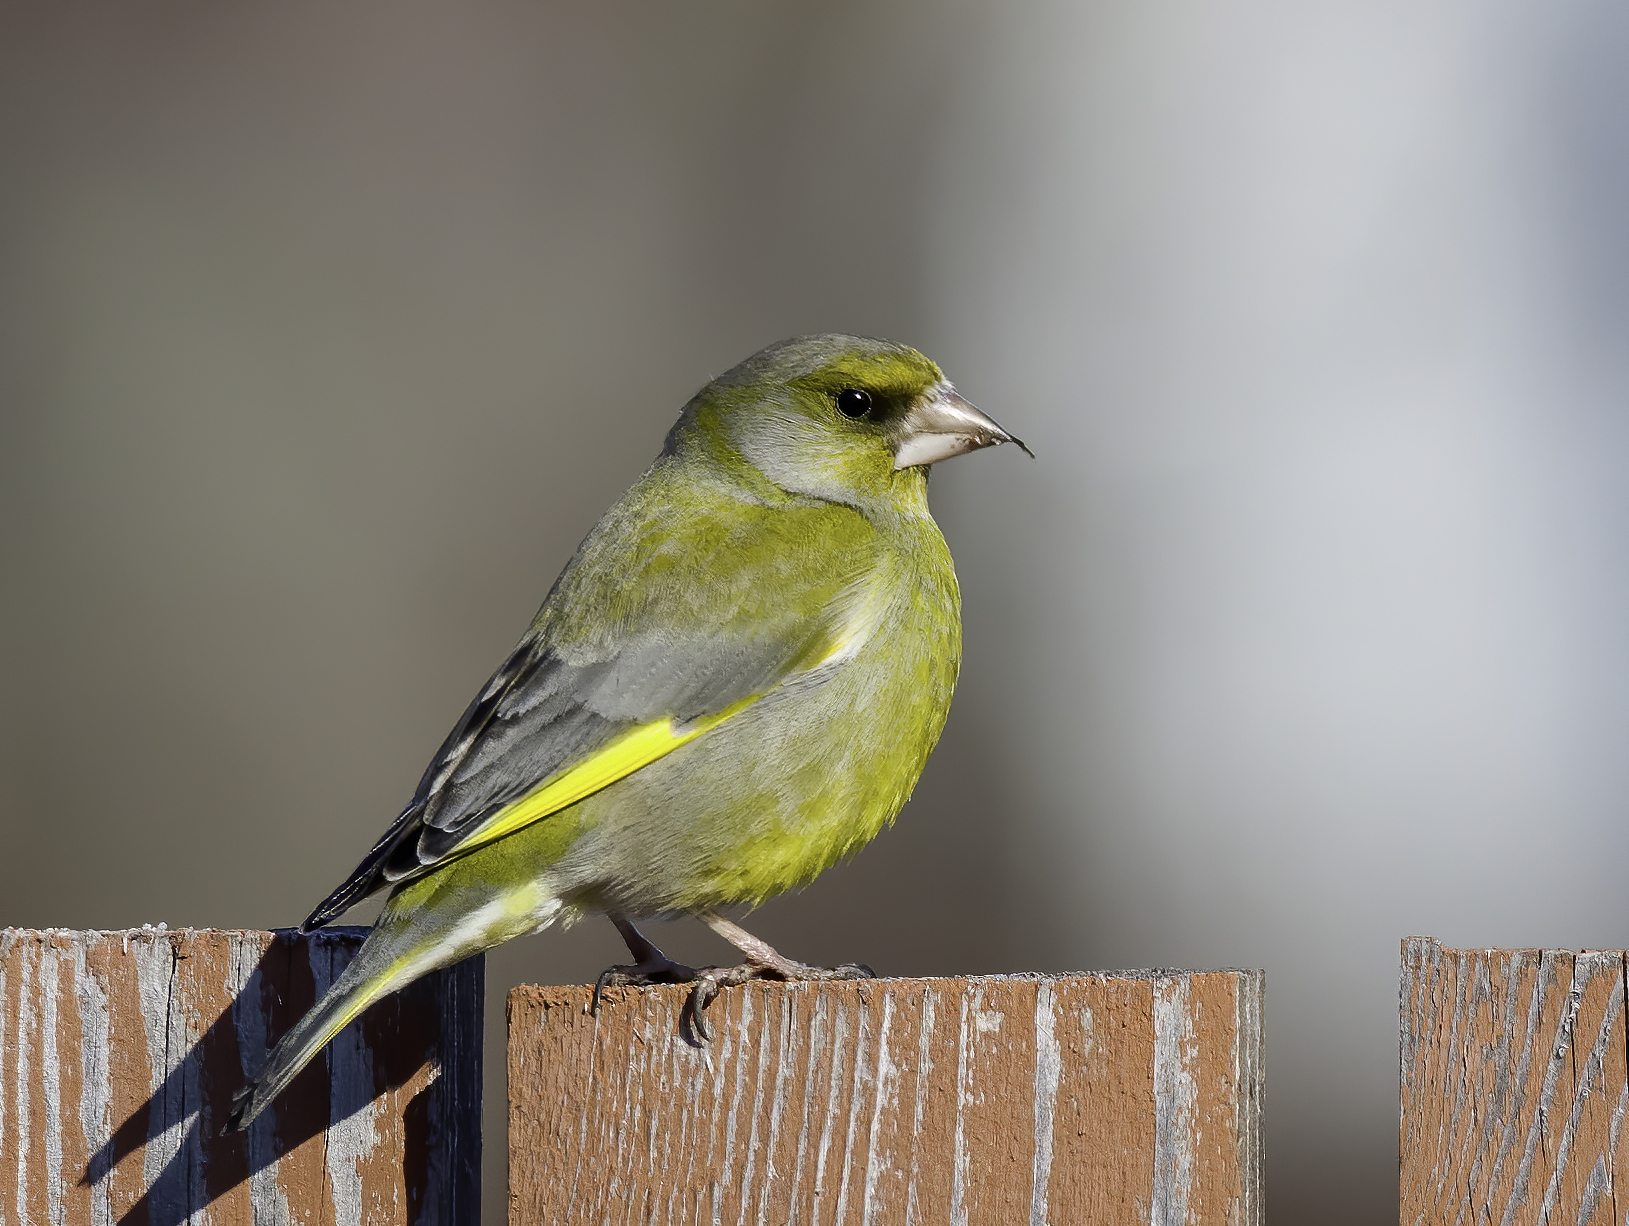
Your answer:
[79,929,477,1226]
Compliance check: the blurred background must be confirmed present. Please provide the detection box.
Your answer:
[4,1,1627,1220]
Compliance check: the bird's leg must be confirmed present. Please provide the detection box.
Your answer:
[588,914,699,1014]
[681,911,875,1041]
[699,912,876,980]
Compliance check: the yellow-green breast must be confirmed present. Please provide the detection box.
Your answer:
[544,490,960,916]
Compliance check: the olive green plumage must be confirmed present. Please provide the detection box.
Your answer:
[227,334,1022,1130]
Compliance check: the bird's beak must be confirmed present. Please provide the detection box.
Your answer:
[892,385,1032,470]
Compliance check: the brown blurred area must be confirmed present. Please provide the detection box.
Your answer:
[5,3,1628,1222]
[0,1,999,934]
[0,4,1020,1219]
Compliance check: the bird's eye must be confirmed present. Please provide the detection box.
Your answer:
[835,389,873,419]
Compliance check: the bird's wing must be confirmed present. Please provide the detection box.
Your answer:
[303,494,883,929]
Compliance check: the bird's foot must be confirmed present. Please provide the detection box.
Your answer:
[592,911,876,1042]
[682,955,875,1042]
[589,914,700,1014]
[589,952,700,1014]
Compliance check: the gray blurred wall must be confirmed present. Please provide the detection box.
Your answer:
[3,3,1626,1222]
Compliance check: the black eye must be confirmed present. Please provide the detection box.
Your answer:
[835,388,873,418]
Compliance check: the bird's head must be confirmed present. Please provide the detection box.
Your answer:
[668,335,1027,510]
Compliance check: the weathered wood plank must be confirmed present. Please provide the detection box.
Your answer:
[0,926,482,1226]
[508,969,1264,1225]
[1401,936,1629,1226]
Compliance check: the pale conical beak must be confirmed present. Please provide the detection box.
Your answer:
[892,386,1032,470]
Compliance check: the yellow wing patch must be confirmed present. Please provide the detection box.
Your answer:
[444,582,888,863]
[444,693,761,861]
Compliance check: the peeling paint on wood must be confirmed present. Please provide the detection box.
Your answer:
[508,970,1265,1225]
[1401,936,1629,1226]
[0,927,482,1226]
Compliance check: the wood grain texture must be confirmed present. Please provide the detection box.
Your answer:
[0,926,482,1226]
[1401,936,1629,1226]
[508,970,1264,1225]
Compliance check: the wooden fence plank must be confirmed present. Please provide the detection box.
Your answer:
[0,926,482,1226]
[508,969,1264,1225]
[1401,936,1629,1226]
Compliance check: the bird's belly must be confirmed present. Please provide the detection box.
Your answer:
[550,612,958,916]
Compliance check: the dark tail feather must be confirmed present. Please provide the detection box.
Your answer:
[301,809,420,931]
[225,935,405,1131]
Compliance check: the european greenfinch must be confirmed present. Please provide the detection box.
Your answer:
[228,334,1025,1130]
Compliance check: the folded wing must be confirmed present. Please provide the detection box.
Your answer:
[303,494,881,929]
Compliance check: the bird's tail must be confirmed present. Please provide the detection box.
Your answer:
[226,872,563,1132]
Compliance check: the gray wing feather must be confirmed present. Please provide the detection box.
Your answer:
[301,490,875,930]
[411,627,821,843]
[299,615,830,931]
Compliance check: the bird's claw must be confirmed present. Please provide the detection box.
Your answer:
[679,964,759,1043]
[588,954,699,1015]
[677,958,878,1043]
[594,911,879,1043]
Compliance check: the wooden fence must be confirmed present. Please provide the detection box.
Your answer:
[12,926,1629,1224]
[510,970,1264,1224]
[2,927,1264,1225]
[0,927,481,1226]
[1401,936,1629,1226]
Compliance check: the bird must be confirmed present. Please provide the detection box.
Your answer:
[226,334,1026,1131]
